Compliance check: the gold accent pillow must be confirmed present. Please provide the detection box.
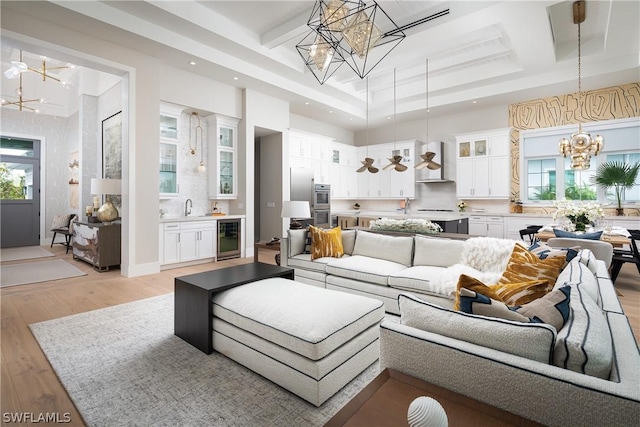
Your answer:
[454,274,552,310]
[498,244,565,285]
[309,226,344,260]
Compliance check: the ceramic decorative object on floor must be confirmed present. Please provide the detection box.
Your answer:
[407,396,448,427]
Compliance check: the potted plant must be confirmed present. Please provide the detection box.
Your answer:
[592,161,640,216]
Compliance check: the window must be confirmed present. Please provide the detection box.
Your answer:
[520,118,640,205]
[527,159,556,200]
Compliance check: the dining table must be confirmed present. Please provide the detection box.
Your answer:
[535,230,630,248]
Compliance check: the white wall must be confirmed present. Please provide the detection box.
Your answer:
[290,113,355,145]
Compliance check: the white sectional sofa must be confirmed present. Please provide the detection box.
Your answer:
[281,228,640,425]
[282,229,512,314]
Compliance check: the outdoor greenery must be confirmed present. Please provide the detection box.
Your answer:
[592,161,640,209]
[0,163,25,200]
[564,183,597,200]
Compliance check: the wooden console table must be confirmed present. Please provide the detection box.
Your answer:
[254,240,281,264]
[325,368,542,427]
[72,222,121,271]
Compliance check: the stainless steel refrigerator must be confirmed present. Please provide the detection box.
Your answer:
[290,168,331,228]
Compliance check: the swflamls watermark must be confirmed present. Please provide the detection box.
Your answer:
[2,412,71,423]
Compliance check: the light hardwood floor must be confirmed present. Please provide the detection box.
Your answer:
[1,245,639,426]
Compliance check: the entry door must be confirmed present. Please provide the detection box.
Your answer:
[1,138,41,248]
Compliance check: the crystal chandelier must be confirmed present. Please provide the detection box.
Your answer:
[1,49,73,113]
[558,1,603,170]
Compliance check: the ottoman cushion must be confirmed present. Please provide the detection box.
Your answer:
[212,278,385,360]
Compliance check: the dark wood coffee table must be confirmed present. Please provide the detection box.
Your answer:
[174,262,294,354]
[325,368,543,427]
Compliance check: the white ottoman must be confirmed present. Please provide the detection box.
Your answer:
[212,277,385,406]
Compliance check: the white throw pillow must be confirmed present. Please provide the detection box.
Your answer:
[553,283,613,379]
[51,214,71,230]
[399,293,557,364]
[461,237,519,273]
[412,235,464,267]
[554,258,600,306]
[353,230,414,266]
[342,230,357,255]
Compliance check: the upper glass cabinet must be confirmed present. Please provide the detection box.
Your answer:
[207,114,239,199]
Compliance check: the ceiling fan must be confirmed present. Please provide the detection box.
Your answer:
[356,157,379,173]
[383,155,408,171]
[415,58,441,171]
[356,76,378,174]
[415,151,441,170]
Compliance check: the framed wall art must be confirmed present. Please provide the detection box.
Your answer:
[102,110,122,206]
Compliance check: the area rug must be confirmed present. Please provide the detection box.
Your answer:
[30,293,379,426]
[1,246,55,262]
[1,259,87,288]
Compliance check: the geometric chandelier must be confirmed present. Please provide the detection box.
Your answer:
[296,0,449,85]
[558,1,604,170]
[297,0,405,84]
[1,49,73,113]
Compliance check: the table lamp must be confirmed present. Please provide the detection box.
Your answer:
[91,178,121,223]
[281,201,311,229]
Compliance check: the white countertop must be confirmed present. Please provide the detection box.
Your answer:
[332,210,639,221]
[159,214,245,223]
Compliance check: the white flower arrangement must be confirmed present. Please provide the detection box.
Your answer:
[552,200,605,223]
[370,218,442,235]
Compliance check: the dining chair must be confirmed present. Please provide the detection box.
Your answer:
[519,225,542,245]
[610,230,640,283]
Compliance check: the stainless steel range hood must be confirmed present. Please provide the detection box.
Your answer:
[415,142,453,183]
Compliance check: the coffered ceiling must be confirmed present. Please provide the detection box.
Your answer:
[1,1,638,130]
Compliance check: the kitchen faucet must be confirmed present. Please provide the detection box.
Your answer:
[185,198,192,216]
[403,197,410,214]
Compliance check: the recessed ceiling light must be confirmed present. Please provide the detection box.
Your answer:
[329,110,334,114]
[472,100,477,104]
[349,117,353,121]
[305,102,310,105]
[189,61,196,66]
[233,76,239,80]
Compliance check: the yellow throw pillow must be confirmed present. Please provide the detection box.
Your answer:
[489,280,553,306]
[498,244,565,285]
[454,274,552,310]
[454,274,503,311]
[309,226,344,260]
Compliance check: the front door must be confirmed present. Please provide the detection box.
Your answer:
[0,137,41,248]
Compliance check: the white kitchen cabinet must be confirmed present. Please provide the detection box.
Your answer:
[356,140,417,199]
[160,220,217,265]
[468,215,504,238]
[331,142,358,199]
[289,129,333,184]
[159,103,184,198]
[207,114,239,199]
[456,128,510,199]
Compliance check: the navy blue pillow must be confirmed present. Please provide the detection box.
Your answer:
[553,229,603,240]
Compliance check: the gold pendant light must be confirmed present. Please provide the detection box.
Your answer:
[558,1,604,170]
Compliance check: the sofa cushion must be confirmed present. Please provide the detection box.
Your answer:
[390,265,502,299]
[552,229,603,240]
[352,231,414,266]
[287,229,308,257]
[342,229,357,255]
[461,237,518,273]
[288,253,350,273]
[554,258,601,307]
[457,283,571,332]
[412,235,465,267]
[553,282,613,379]
[576,248,599,275]
[326,255,406,285]
[309,226,344,260]
[399,293,557,364]
[453,274,553,309]
[499,244,565,285]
